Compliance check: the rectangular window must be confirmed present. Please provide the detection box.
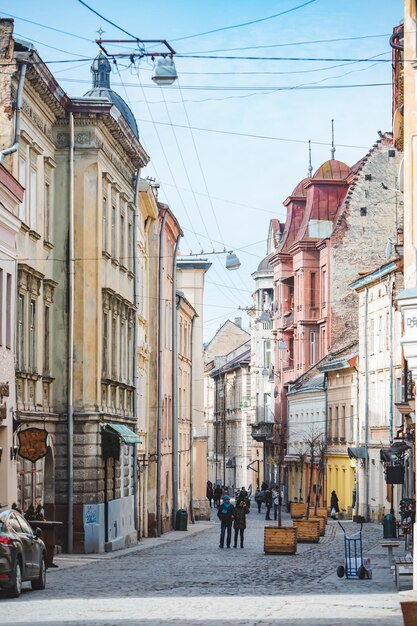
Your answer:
[264,340,271,368]
[44,182,51,242]
[18,158,26,221]
[120,318,126,381]
[120,213,125,266]
[310,331,316,365]
[128,324,133,382]
[369,318,375,354]
[29,299,36,372]
[111,206,116,258]
[349,404,354,441]
[112,316,117,379]
[310,272,316,308]
[341,405,346,440]
[335,405,339,439]
[321,268,326,307]
[128,221,133,271]
[328,406,332,441]
[30,168,37,231]
[378,315,383,352]
[17,295,24,370]
[43,306,50,373]
[102,312,108,376]
[386,311,390,351]
[102,195,108,251]
[6,273,11,349]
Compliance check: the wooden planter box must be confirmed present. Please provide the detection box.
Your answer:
[401,602,417,626]
[316,507,328,520]
[290,502,306,519]
[264,526,297,555]
[293,519,321,543]
[308,516,326,536]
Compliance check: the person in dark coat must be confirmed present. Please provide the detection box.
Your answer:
[213,484,222,508]
[233,500,248,548]
[206,481,214,508]
[330,490,340,519]
[261,481,269,491]
[254,488,263,514]
[264,487,273,520]
[217,495,235,548]
[236,486,250,511]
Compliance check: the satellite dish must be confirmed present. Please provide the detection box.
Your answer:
[393,107,403,143]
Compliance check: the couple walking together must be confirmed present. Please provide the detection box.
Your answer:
[217,495,248,549]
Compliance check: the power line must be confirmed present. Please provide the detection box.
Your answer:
[176,54,392,63]
[184,33,391,55]
[171,0,318,42]
[0,10,93,42]
[134,119,370,150]
[76,0,138,39]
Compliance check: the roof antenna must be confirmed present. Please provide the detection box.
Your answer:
[307,140,313,177]
[330,119,336,160]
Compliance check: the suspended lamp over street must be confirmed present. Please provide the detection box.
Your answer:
[180,249,241,271]
[152,56,178,86]
[95,37,177,85]
[225,252,241,271]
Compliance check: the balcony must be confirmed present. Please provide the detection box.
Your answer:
[251,421,274,442]
[282,310,294,329]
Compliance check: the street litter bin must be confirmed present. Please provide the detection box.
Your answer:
[383,513,397,539]
[175,509,188,531]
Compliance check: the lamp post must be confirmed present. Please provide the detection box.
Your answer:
[181,250,241,271]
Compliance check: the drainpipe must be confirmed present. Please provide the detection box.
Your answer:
[323,373,328,507]
[189,315,196,524]
[172,235,181,525]
[156,209,168,536]
[67,112,75,553]
[355,362,360,520]
[388,275,394,444]
[133,168,141,537]
[0,63,27,163]
[364,287,369,522]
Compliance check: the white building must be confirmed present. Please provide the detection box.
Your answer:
[352,260,405,522]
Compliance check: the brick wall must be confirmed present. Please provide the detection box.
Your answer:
[329,137,403,351]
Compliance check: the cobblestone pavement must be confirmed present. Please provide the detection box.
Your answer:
[0,507,408,626]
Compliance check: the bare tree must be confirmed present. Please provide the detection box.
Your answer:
[303,429,323,520]
[314,438,326,516]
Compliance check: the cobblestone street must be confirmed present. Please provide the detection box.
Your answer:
[0,509,405,625]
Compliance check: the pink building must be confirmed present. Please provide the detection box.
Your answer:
[271,160,353,428]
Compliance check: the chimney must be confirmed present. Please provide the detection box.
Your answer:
[234,317,242,328]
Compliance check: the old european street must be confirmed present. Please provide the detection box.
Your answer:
[1,509,404,626]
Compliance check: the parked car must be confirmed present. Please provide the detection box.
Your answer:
[0,508,46,598]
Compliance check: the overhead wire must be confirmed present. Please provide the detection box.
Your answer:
[76,0,138,39]
[170,0,318,42]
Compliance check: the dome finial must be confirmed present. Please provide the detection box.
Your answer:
[91,52,111,89]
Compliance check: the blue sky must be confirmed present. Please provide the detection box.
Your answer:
[4,1,403,339]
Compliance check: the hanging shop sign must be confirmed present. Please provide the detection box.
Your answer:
[17,428,48,462]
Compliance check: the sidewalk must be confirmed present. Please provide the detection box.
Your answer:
[52,519,215,571]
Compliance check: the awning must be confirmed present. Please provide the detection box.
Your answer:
[105,423,142,444]
[347,446,367,460]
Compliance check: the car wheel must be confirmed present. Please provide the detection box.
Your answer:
[31,556,46,590]
[7,558,22,598]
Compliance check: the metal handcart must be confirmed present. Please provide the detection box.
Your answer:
[336,522,367,579]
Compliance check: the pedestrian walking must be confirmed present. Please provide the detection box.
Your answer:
[217,495,235,548]
[264,487,273,520]
[214,484,222,508]
[236,486,250,511]
[206,481,214,508]
[254,488,263,514]
[330,490,340,519]
[272,486,279,520]
[233,500,248,548]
